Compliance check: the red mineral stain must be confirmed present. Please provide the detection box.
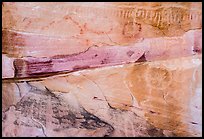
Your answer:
[13,59,27,77]
[73,65,90,70]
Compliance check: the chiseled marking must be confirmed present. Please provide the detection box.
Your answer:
[176,13,180,23]
[139,9,143,17]
[170,10,174,23]
[122,9,127,18]
[141,9,145,18]
[174,12,177,23]
[157,11,161,26]
[166,9,172,24]
[172,11,177,23]
[149,10,154,20]
[163,9,168,24]
[190,12,193,20]
[145,10,148,19]
[180,12,184,22]
[135,9,139,18]
[153,11,158,22]
[128,10,132,18]
[132,9,136,18]
[122,10,125,18]
[138,9,143,18]
[120,9,123,18]
[126,10,129,18]
[168,9,171,24]
[124,9,127,18]
[161,9,164,23]
[182,13,185,21]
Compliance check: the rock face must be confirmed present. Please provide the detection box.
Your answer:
[2,2,202,137]
[2,55,202,137]
[2,29,202,79]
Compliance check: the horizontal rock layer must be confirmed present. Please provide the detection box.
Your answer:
[2,29,202,79]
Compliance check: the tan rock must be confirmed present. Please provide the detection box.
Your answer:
[2,55,202,137]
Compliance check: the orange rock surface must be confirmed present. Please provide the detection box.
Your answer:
[2,2,202,137]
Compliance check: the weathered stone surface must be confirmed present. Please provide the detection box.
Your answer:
[2,2,202,58]
[2,55,202,137]
[2,2,202,137]
[2,29,202,79]
[2,91,114,137]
